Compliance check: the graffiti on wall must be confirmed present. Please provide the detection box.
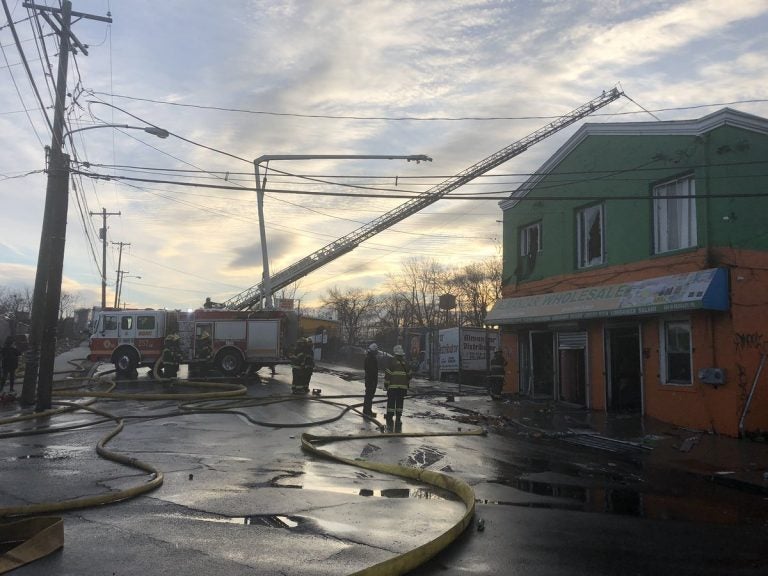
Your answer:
[734,332,766,354]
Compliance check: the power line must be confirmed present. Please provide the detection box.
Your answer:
[71,168,768,201]
[1,0,52,136]
[110,177,489,255]
[87,89,768,122]
[76,158,768,183]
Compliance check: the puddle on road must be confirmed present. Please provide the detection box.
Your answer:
[270,461,458,501]
[486,477,642,515]
[4,445,90,462]
[484,475,768,525]
[162,513,302,528]
[404,445,446,469]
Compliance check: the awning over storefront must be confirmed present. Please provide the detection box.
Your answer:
[485,268,729,326]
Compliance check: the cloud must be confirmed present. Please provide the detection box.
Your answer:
[3,0,768,312]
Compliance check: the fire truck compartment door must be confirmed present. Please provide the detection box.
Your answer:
[246,320,281,359]
[215,321,247,341]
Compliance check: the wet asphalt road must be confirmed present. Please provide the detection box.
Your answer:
[1,359,767,575]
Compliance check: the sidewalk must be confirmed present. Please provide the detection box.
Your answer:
[427,386,768,496]
[314,360,768,496]
[44,353,768,495]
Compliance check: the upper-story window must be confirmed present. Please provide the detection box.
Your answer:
[520,222,541,257]
[653,175,696,254]
[576,203,604,268]
[516,222,541,279]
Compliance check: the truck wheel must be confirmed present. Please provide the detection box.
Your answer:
[114,349,138,374]
[216,349,243,377]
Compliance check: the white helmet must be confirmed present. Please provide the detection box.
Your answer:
[393,345,404,356]
[368,343,378,352]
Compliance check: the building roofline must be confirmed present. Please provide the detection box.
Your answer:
[500,107,768,210]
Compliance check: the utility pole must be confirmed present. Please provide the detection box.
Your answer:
[91,208,121,309]
[20,1,112,410]
[112,241,130,308]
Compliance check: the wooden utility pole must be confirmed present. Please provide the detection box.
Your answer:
[89,208,121,308]
[112,241,130,308]
[20,1,112,410]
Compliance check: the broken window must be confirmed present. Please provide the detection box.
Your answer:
[577,203,604,268]
[519,222,541,256]
[653,175,697,253]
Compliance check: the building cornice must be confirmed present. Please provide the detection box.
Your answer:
[500,108,768,211]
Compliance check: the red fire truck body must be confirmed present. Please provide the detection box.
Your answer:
[88,308,298,375]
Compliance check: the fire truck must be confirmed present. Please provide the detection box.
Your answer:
[87,90,621,377]
[88,308,299,376]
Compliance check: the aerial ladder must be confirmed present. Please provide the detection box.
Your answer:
[224,88,623,310]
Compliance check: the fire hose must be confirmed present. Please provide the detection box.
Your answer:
[1,370,485,575]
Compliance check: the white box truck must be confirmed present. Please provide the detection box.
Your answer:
[438,327,499,382]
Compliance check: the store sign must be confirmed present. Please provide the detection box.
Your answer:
[486,268,729,325]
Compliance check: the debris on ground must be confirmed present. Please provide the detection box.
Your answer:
[678,435,701,452]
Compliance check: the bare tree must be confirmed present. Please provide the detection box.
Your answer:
[0,286,32,315]
[274,280,305,311]
[59,291,80,320]
[387,257,446,328]
[321,287,379,345]
[448,256,502,326]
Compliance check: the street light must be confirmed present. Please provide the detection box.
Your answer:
[23,121,168,410]
[253,154,432,309]
[116,272,141,309]
[64,123,170,140]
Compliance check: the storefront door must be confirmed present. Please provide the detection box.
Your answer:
[558,332,588,406]
[530,331,555,398]
[607,326,642,412]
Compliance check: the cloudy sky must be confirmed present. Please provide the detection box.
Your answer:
[2,0,768,311]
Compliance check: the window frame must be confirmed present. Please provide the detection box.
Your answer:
[652,175,697,254]
[659,318,693,386]
[576,202,605,269]
[519,221,542,257]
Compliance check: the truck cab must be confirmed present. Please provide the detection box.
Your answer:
[89,309,168,373]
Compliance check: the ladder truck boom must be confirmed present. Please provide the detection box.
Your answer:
[225,88,623,310]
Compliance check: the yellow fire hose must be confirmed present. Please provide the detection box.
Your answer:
[0,517,63,574]
[302,429,485,576]
[2,370,484,575]
[0,375,248,572]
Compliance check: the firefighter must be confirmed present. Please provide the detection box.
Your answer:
[300,337,315,392]
[384,344,410,433]
[363,343,379,417]
[159,333,182,378]
[1,336,21,394]
[489,349,506,399]
[196,329,212,359]
[291,339,309,394]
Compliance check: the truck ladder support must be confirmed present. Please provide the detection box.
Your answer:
[225,88,623,310]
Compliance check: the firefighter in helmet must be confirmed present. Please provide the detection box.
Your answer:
[300,337,315,392]
[159,333,182,378]
[291,338,309,394]
[489,349,506,399]
[383,344,411,433]
[196,329,212,360]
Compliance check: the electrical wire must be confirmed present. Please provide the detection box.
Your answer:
[1,0,52,137]
[87,89,768,122]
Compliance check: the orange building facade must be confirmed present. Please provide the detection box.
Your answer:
[487,109,768,437]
